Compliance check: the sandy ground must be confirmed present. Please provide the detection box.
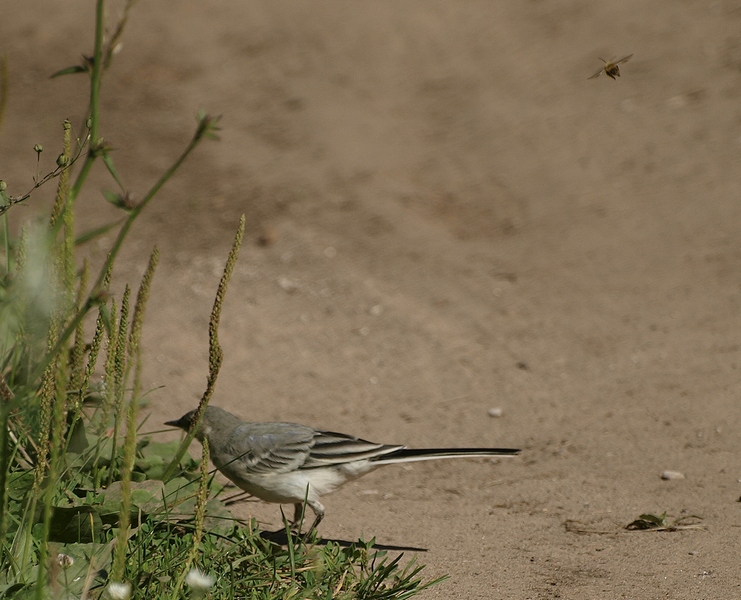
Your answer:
[3,1,741,598]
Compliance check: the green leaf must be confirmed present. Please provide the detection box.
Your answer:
[50,65,87,78]
[626,512,668,530]
[48,505,105,543]
[0,583,29,598]
[102,153,125,189]
[7,471,35,500]
[103,479,167,515]
[102,189,128,210]
[75,219,124,246]
[53,543,112,597]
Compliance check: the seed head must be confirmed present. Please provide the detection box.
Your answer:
[107,582,132,600]
[185,569,215,591]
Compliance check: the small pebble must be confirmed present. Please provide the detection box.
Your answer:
[689,550,699,556]
[369,304,384,316]
[278,276,300,292]
[488,407,504,418]
[257,226,279,246]
[661,470,685,480]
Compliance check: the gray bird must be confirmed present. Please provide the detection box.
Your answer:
[166,405,520,531]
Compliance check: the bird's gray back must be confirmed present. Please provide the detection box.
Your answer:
[216,421,317,475]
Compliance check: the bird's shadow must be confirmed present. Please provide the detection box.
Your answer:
[259,528,428,552]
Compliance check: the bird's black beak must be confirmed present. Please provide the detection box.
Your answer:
[165,415,190,430]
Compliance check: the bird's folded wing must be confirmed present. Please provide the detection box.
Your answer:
[219,422,317,475]
[302,430,405,468]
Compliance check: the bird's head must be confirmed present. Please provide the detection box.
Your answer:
[165,407,210,440]
[165,405,236,442]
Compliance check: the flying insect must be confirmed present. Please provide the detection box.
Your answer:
[588,54,633,80]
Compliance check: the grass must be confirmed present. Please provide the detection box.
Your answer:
[0,2,443,598]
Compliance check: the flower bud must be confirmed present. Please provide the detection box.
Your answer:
[57,553,74,568]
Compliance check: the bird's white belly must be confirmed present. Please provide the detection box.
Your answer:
[228,461,377,504]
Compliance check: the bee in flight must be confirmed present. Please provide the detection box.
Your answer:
[588,54,633,80]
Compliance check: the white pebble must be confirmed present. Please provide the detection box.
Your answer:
[278,276,301,292]
[369,304,384,316]
[661,470,685,480]
[487,407,504,418]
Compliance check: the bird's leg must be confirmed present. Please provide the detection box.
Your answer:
[305,499,325,534]
[291,503,305,531]
[307,511,324,533]
[291,499,325,533]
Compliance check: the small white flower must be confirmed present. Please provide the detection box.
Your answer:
[185,569,215,591]
[56,553,74,568]
[107,582,132,600]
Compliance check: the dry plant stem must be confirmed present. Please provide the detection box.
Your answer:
[111,398,138,582]
[111,249,157,581]
[63,308,105,461]
[35,305,67,600]
[99,297,118,434]
[69,260,90,404]
[0,157,84,217]
[107,287,130,487]
[162,216,245,481]
[7,429,33,469]
[128,247,159,401]
[170,438,210,599]
[61,260,93,456]
[33,147,76,597]
[0,122,87,219]
[49,121,72,230]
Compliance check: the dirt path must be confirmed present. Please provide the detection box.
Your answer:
[3,1,741,597]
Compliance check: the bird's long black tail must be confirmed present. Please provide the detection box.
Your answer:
[370,447,520,465]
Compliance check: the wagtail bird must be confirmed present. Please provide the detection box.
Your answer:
[166,405,520,531]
